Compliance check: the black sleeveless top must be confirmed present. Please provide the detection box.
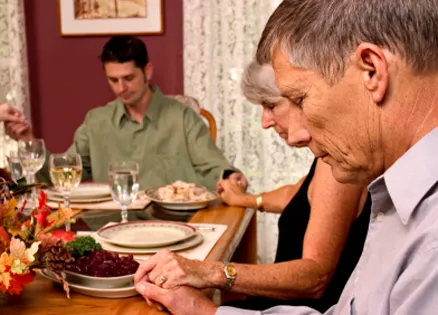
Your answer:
[225,158,371,312]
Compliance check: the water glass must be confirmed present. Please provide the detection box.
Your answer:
[108,161,139,223]
[7,150,24,184]
[17,139,46,209]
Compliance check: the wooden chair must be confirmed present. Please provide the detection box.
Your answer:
[168,95,217,143]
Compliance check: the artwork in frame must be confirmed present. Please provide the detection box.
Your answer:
[58,0,164,36]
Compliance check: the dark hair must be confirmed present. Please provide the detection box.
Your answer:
[100,35,149,68]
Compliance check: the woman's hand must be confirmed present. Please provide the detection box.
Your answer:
[0,104,25,123]
[218,179,252,207]
[134,249,222,290]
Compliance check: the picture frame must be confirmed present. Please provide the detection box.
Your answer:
[57,0,164,36]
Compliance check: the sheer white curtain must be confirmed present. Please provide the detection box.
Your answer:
[0,0,31,166]
[183,0,314,263]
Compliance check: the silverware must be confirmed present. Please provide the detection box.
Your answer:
[196,226,216,231]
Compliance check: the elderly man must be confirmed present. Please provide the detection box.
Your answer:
[133,0,438,314]
[5,36,246,191]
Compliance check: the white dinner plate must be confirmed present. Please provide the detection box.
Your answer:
[40,269,139,298]
[97,221,197,248]
[95,232,204,255]
[47,194,113,204]
[144,187,218,210]
[49,183,111,199]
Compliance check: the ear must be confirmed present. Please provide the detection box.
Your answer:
[353,43,389,104]
[144,63,154,81]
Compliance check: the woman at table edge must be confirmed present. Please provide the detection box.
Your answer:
[133,61,372,312]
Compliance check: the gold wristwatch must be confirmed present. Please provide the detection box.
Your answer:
[223,263,237,290]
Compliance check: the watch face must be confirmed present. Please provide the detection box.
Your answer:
[225,264,237,277]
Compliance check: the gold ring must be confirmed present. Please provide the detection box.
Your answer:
[159,274,167,286]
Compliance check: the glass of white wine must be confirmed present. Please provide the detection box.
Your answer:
[49,153,82,231]
[17,139,46,209]
[108,161,139,223]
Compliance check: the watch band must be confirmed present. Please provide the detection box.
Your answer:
[223,263,237,290]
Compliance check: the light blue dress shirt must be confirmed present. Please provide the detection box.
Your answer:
[217,128,438,315]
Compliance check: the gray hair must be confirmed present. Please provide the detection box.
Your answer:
[241,61,283,105]
[257,0,438,82]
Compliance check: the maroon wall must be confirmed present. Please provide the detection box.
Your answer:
[24,0,183,152]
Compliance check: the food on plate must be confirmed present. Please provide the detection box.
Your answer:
[65,236,139,277]
[65,249,139,277]
[67,235,103,258]
[157,180,214,202]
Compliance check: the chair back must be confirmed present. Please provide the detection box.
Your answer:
[168,95,217,143]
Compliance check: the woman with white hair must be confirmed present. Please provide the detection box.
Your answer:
[134,61,371,312]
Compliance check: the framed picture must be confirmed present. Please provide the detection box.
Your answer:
[58,0,164,36]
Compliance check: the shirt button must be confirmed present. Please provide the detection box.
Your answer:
[376,212,384,222]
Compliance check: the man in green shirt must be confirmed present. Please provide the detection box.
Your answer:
[6,36,247,191]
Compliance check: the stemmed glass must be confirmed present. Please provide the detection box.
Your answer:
[49,153,82,231]
[108,161,139,223]
[7,150,24,185]
[7,150,25,207]
[17,139,46,209]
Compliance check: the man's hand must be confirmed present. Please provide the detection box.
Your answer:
[135,281,218,315]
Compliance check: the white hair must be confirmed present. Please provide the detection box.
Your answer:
[241,61,283,105]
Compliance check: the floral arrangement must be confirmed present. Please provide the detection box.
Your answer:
[0,185,77,297]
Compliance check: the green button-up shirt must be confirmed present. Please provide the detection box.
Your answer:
[39,86,235,190]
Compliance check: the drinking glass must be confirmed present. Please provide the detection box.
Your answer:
[49,153,82,231]
[17,139,46,209]
[108,161,139,223]
[6,150,25,208]
[7,150,24,184]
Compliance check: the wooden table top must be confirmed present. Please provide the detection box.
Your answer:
[0,203,253,315]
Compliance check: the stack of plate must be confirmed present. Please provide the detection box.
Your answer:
[47,183,112,203]
[96,221,204,255]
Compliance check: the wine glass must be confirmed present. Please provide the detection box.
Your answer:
[7,150,24,184]
[108,161,139,223]
[7,150,25,208]
[49,153,82,231]
[17,139,46,209]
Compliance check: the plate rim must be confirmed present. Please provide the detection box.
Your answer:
[47,194,113,203]
[49,183,111,198]
[97,220,197,248]
[97,232,204,255]
[62,270,134,281]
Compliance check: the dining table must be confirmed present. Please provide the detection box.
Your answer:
[0,202,257,315]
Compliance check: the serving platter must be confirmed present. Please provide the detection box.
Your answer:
[144,187,218,210]
[40,269,139,298]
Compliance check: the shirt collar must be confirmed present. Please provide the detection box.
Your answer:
[372,128,438,224]
[114,85,165,127]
